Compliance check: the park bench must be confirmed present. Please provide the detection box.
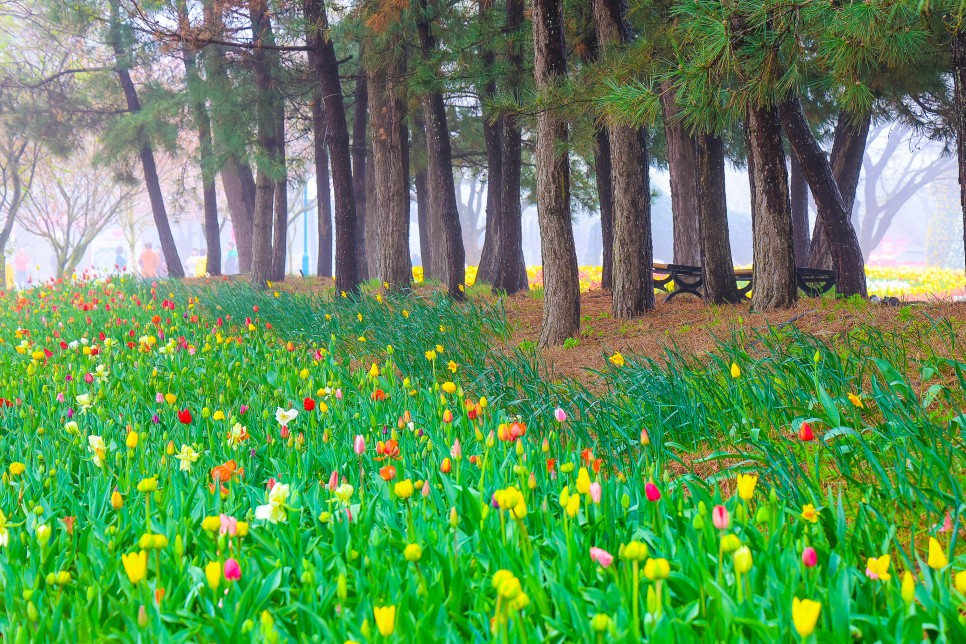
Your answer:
[652,263,836,302]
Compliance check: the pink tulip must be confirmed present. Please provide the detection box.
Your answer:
[335,389,343,400]
[353,435,365,455]
[219,513,237,536]
[84,373,94,384]
[712,505,730,530]
[155,392,164,403]
[224,558,241,581]
[422,481,430,498]
[802,547,817,568]
[589,482,602,504]
[280,426,290,439]
[554,407,567,423]
[451,439,462,460]
[328,471,338,492]
[590,547,614,568]
[645,482,661,502]
[940,511,953,533]
[56,392,65,403]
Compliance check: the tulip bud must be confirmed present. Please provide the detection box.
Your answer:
[137,605,148,628]
[449,507,459,528]
[111,489,124,509]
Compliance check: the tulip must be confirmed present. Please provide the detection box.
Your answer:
[590,547,614,568]
[450,439,462,460]
[730,363,741,378]
[394,479,414,499]
[576,468,591,495]
[955,570,966,594]
[865,554,891,581]
[177,409,192,425]
[205,561,221,591]
[736,473,758,501]
[734,546,752,574]
[643,557,670,580]
[645,482,661,502]
[791,597,821,638]
[802,547,817,568]
[927,537,948,570]
[588,482,602,504]
[901,571,915,605]
[303,397,315,412]
[224,558,241,581]
[712,505,730,530]
[111,489,124,510]
[403,543,422,562]
[122,550,148,585]
[373,605,396,637]
[353,435,365,455]
[328,471,338,492]
[799,422,814,441]
[640,427,650,446]
[554,407,567,423]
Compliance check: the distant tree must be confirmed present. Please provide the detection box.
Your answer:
[22,152,137,276]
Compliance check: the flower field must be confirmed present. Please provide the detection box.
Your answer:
[0,278,964,641]
[414,265,966,298]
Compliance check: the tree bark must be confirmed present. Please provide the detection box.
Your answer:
[491,0,529,295]
[271,110,288,281]
[364,148,380,278]
[313,103,333,277]
[352,64,370,281]
[780,98,866,297]
[108,0,183,278]
[789,153,809,263]
[746,104,796,310]
[248,0,281,288]
[661,87,701,266]
[952,29,966,276]
[305,0,358,290]
[368,51,411,290]
[475,0,502,285]
[696,134,740,304]
[416,0,465,299]
[593,127,615,290]
[179,2,220,276]
[412,114,433,276]
[593,0,653,317]
[808,111,869,271]
[533,0,580,346]
[202,0,255,272]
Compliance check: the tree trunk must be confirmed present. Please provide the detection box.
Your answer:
[248,0,281,288]
[179,3,221,276]
[416,0,465,299]
[272,143,288,280]
[593,127,615,290]
[808,111,869,271]
[746,104,796,310]
[352,63,370,282]
[491,0,529,295]
[954,29,966,275]
[108,0,183,278]
[475,0,502,285]
[364,149,380,278]
[313,102,333,277]
[219,159,256,272]
[789,153,809,263]
[533,0,579,346]
[412,114,433,276]
[202,0,255,272]
[696,134,740,304]
[661,87,701,266]
[780,98,866,296]
[368,51,411,290]
[306,0,357,288]
[593,0,653,317]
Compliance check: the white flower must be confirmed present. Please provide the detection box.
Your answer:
[0,509,8,548]
[75,393,92,411]
[88,434,107,467]
[64,421,79,436]
[275,407,298,426]
[68,340,79,350]
[255,483,290,524]
[94,364,109,383]
[175,445,201,472]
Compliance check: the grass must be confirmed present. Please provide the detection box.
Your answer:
[0,276,962,641]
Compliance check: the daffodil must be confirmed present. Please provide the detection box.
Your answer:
[609,353,625,367]
[800,504,819,523]
[275,408,298,426]
[847,393,863,408]
[254,483,290,524]
[88,435,107,468]
[175,444,201,472]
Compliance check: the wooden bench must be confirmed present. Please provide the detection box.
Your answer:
[652,264,835,302]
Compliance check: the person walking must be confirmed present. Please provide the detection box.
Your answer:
[224,242,239,275]
[13,249,30,287]
[115,246,127,272]
[139,242,161,278]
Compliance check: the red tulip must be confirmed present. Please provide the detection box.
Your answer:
[303,397,316,412]
[799,421,814,441]
[177,409,192,425]
[645,482,661,502]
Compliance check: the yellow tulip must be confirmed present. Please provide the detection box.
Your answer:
[955,570,966,594]
[928,537,948,570]
[121,550,148,585]
[205,561,222,591]
[368,363,379,378]
[576,467,591,495]
[734,547,753,574]
[403,543,422,562]
[373,605,396,637]
[865,554,891,582]
[394,479,414,500]
[901,571,915,605]
[643,557,670,580]
[8,462,25,476]
[736,473,758,501]
[441,381,457,394]
[792,597,821,638]
[730,363,741,379]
